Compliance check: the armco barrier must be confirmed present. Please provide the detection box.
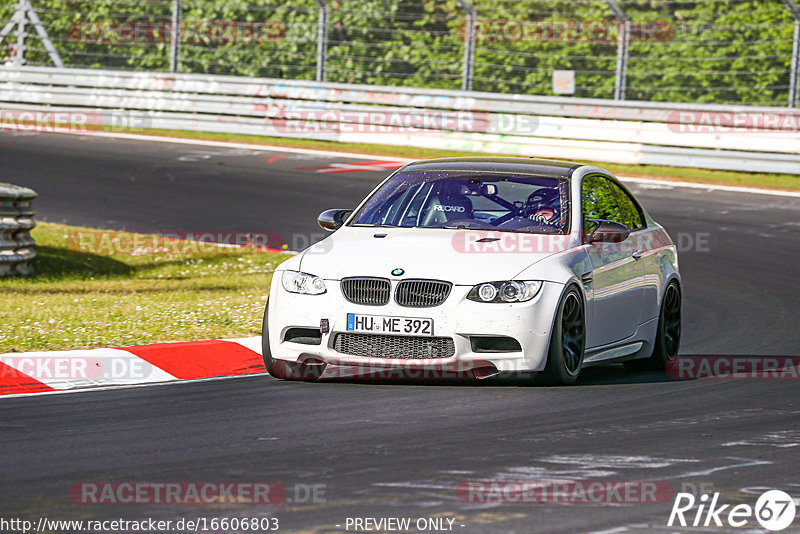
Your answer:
[1,66,799,174]
[0,183,37,276]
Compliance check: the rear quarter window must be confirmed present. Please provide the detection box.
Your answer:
[607,180,645,231]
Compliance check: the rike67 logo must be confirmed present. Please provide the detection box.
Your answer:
[668,490,796,531]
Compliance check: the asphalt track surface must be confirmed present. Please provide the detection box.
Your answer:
[1,131,799,533]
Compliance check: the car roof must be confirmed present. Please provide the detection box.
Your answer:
[401,157,583,179]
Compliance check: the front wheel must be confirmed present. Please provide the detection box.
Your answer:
[624,282,681,371]
[261,300,324,381]
[540,286,585,386]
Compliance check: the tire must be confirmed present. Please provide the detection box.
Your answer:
[261,300,325,381]
[624,281,681,372]
[540,286,586,386]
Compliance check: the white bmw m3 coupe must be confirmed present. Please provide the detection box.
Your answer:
[262,158,681,385]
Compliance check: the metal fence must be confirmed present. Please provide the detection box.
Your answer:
[1,0,799,107]
[2,66,799,174]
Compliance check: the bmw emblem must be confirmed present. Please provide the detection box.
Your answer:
[391,268,405,276]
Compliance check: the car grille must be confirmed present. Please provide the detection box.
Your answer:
[341,277,391,306]
[395,279,452,308]
[334,333,455,359]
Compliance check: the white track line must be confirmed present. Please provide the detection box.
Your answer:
[619,176,800,198]
[33,129,800,198]
[65,130,416,162]
[224,336,263,354]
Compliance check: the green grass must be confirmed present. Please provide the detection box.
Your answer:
[0,222,290,352]
[116,127,800,191]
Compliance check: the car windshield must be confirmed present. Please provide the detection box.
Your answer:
[350,170,570,234]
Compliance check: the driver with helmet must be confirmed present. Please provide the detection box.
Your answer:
[524,188,563,228]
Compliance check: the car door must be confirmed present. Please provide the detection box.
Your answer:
[605,178,656,326]
[581,174,645,348]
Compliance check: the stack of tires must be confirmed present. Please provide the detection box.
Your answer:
[0,183,37,276]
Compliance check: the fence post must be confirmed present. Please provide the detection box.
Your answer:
[605,0,629,100]
[455,0,475,91]
[0,0,63,67]
[315,0,328,82]
[169,0,181,73]
[14,0,27,66]
[785,0,800,107]
[24,0,63,67]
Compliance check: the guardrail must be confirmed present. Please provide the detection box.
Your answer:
[1,66,799,174]
[0,183,37,277]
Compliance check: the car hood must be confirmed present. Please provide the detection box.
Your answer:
[297,226,577,285]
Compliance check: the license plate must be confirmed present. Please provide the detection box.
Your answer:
[346,313,434,336]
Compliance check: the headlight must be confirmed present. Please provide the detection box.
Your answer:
[281,270,326,295]
[467,281,542,303]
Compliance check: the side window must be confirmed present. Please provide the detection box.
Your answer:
[607,180,645,231]
[581,175,622,233]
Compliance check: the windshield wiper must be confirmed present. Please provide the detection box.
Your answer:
[440,224,470,230]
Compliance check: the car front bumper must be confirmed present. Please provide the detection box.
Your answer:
[266,273,566,374]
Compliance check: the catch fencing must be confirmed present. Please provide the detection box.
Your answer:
[0,0,799,107]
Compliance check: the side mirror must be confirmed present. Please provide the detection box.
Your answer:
[586,219,631,244]
[317,209,352,231]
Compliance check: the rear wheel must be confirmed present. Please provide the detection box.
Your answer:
[261,301,325,381]
[624,282,681,371]
[540,286,585,386]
